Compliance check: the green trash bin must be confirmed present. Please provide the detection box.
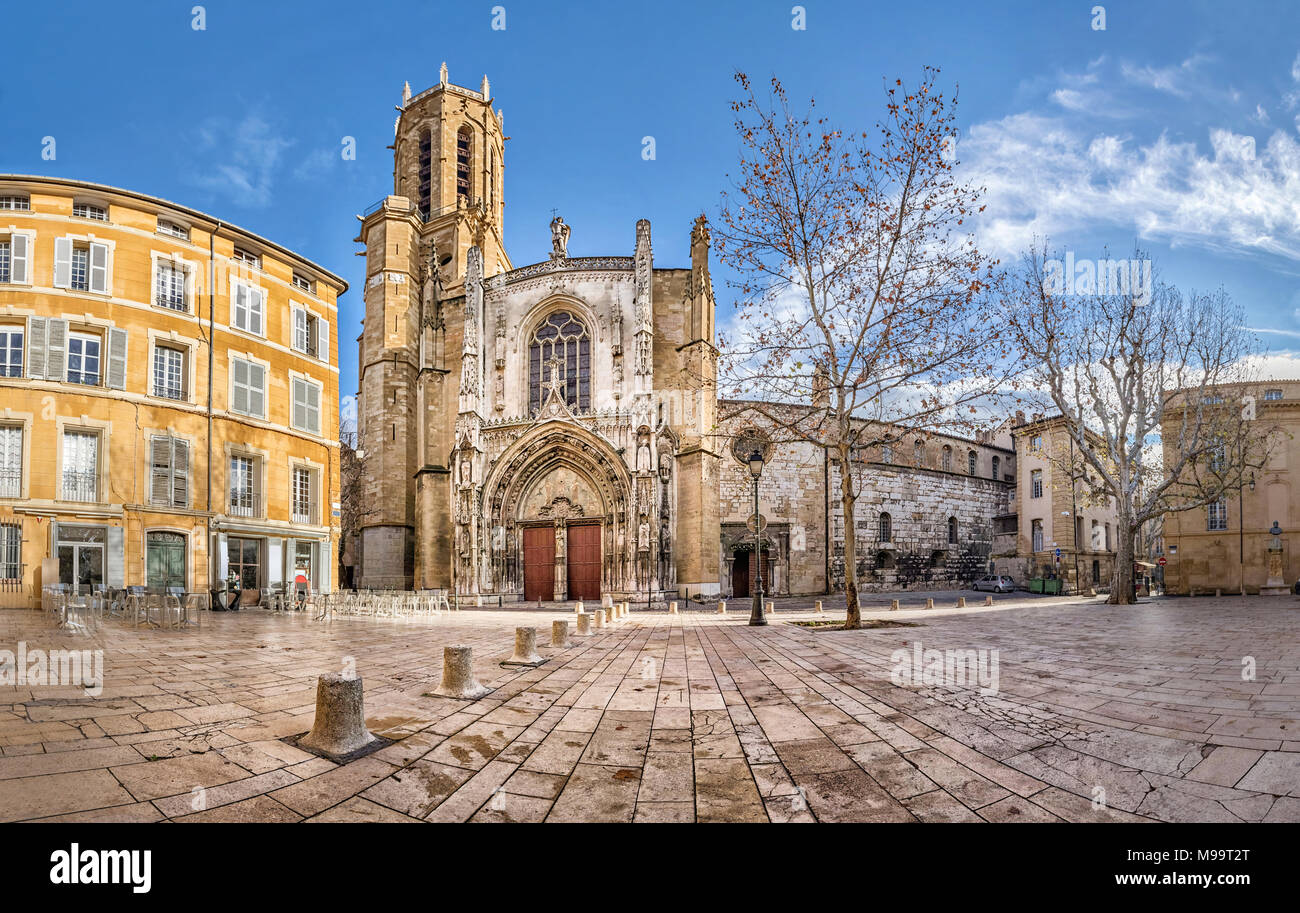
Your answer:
[1044,579,1062,595]
[1029,578,1044,594]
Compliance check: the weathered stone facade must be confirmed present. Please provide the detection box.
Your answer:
[353,71,1058,603]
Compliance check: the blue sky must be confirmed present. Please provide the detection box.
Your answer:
[4,0,1300,421]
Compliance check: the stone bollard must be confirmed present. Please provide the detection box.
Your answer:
[925,597,935,610]
[984,595,993,606]
[594,608,606,629]
[765,601,774,615]
[505,626,544,666]
[552,619,569,648]
[669,601,679,615]
[816,600,824,614]
[890,599,900,612]
[575,612,592,636]
[717,600,727,615]
[1215,588,1222,598]
[603,594,614,609]
[956,596,966,608]
[434,645,492,700]
[621,601,630,619]
[299,672,378,757]
[575,600,584,614]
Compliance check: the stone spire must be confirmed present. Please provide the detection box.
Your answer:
[439,61,448,85]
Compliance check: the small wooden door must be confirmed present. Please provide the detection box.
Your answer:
[523,526,555,602]
[731,549,771,598]
[566,524,601,601]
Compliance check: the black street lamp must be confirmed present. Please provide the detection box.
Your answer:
[1239,471,1255,595]
[748,449,767,626]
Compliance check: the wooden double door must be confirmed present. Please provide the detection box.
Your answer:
[523,523,601,602]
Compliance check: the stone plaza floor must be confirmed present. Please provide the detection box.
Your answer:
[0,593,1297,823]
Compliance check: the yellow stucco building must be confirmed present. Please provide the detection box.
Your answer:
[0,176,345,608]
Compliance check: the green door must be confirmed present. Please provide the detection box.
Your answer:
[146,532,186,592]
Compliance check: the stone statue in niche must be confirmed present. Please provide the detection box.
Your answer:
[638,518,651,552]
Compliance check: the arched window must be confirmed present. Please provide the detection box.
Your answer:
[881,442,893,463]
[879,512,892,543]
[948,516,958,544]
[913,441,924,466]
[456,126,473,200]
[942,445,952,472]
[417,129,432,220]
[968,450,977,475]
[991,455,1000,480]
[529,311,591,415]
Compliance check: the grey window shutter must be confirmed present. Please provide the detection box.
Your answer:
[26,316,47,379]
[45,318,68,381]
[318,316,329,363]
[292,378,305,429]
[106,327,128,390]
[231,359,248,414]
[250,363,265,416]
[89,242,110,294]
[307,382,320,433]
[106,525,125,588]
[53,237,72,288]
[149,437,171,505]
[9,233,28,284]
[172,439,189,507]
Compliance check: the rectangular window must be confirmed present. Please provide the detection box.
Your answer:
[73,202,107,221]
[968,451,977,475]
[0,196,30,211]
[292,272,314,294]
[1030,469,1043,499]
[152,345,186,400]
[67,332,101,385]
[229,455,257,516]
[149,436,189,508]
[292,466,315,524]
[157,219,189,240]
[1208,499,1228,531]
[0,523,19,579]
[231,247,261,270]
[0,240,8,283]
[1030,435,1042,451]
[291,307,328,360]
[1031,520,1043,552]
[0,327,22,377]
[62,430,98,502]
[154,259,188,311]
[230,357,266,417]
[231,280,264,335]
[1264,389,1283,401]
[291,377,321,434]
[0,425,21,498]
[70,246,89,291]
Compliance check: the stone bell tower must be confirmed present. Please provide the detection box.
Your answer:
[355,66,511,589]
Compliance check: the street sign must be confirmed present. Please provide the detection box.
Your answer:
[1157,557,1167,566]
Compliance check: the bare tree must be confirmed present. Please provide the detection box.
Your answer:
[338,415,374,590]
[1008,245,1266,604]
[715,69,1018,628]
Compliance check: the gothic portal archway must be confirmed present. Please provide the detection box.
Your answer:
[482,423,633,600]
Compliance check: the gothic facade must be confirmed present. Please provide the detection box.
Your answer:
[353,70,1042,603]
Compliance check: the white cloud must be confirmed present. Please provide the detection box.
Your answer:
[340,394,358,431]
[191,113,293,207]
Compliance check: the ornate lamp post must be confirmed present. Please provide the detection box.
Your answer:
[747,449,767,626]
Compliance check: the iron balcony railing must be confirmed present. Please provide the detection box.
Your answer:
[0,468,19,498]
[61,470,98,502]
[291,500,318,525]
[228,490,260,518]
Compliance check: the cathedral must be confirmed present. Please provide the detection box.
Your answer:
[353,69,1032,604]
[355,68,721,602]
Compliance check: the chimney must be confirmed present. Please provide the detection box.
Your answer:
[812,363,830,411]
[1015,410,1025,426]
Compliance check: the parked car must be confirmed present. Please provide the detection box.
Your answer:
[972,574,1016,593]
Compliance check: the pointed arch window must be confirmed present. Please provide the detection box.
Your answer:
[879,512,892,543]
[529,311,591,415]
[456,127,473,201]
[418,129,432,220]
[948,516,958,544]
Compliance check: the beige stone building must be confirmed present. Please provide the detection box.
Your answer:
[1001,413,1119,592]
[1161,380,1300,595]
[0,176,345,608]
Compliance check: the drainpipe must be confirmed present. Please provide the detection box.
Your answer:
[207,222,221,593]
